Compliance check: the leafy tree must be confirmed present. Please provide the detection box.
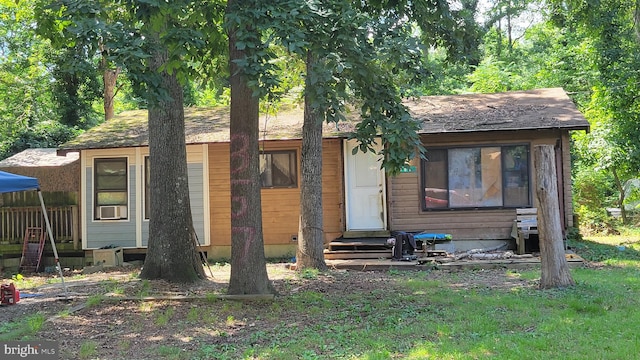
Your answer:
[550,0,640,225]
[49,47,103,128]
[0,0,87,159]
[226,0,275,294]
[35,0,122,123]
[229,0,488,270]
[41,0,231,282]
[136,1,206,282]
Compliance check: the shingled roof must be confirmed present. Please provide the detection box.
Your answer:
[407,87,590,133]
[0,148,79,167]
[59,88,589,152]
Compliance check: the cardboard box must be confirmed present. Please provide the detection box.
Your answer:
[93,247,123,267]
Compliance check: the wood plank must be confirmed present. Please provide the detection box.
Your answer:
[343,230,390,238]
[516,208,537,215]
[324,252,392,260]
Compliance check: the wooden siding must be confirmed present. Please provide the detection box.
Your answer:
[209,139,344,247]
[389,129,575,240]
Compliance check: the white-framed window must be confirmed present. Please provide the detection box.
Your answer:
[260,150,297,188]
[94,158,128,220]
[421,145,530,210]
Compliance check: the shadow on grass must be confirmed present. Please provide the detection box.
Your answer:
[568,237,640,263]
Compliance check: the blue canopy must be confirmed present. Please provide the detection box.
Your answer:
[0,170,40,193]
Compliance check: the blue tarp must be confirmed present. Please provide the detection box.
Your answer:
[414,233,452,240]
[0,170,40,193]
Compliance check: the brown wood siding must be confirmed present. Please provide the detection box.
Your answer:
[209,143,232,246]
[208,139,344,247]
[320,139,344,242]
[389,129,575,240]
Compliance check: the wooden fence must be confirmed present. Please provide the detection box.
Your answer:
[0,206,79,248]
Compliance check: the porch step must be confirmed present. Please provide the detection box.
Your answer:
[324,249,440,260]
[327,238,391,252]
[324,250,392,260]
[342,230,391,239]
[325,236,436,260]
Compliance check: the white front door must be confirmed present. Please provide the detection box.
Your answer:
[344,139,387,231]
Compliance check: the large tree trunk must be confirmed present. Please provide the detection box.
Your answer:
[297,51,328,271]
[103,67,119,121]
[139,34,205,283]
[227,0,274,295]
[534,145,575,289]
[100,43,119,121]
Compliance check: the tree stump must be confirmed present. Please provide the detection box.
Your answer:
[534,145,575,289]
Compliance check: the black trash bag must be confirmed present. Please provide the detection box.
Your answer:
[392,231,417,261]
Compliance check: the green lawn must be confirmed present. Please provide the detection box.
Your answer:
[192,235,640,359]
[4,233,640,359]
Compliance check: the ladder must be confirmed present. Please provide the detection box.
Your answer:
[19,227,46,273]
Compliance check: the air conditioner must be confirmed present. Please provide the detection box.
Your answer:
[99,205,121,220]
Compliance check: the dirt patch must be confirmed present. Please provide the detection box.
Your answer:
[1,264,538,359]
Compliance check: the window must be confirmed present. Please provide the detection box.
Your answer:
[260,151,297,188]
[94,158,128,220]
[422,145,530,210]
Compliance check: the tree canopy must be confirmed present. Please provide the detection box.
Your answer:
[0,0,638,249]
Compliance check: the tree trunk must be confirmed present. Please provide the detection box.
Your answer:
[507,1,513,53]
[297,51,328,271]
[496,19,502,58]
[227,0,274,295]
[534,145,575,289]
[139,34,205,283]
[103,67,119,121]
[100,42,118,121]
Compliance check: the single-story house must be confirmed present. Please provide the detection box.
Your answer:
[57,88,589,259]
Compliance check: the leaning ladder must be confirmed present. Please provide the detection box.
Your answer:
[19,227,46,273]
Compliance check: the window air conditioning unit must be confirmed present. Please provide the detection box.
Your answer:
[99,205,121,220]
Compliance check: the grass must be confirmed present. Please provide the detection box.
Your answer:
[0,313,46,341]
[4,234,640,359]
[78,340,98,360]
[180,234,640,360]
[155,306,175,326]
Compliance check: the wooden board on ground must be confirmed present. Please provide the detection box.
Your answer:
[325,253,585,271]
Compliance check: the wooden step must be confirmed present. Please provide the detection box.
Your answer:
[327,240,390,252]
[324,250,392,260]
[324,248,433,260]
[342,230,391,238]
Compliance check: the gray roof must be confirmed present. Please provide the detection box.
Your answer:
[0,148,79,167]
[408,88,590,133]
[59,88,589,151]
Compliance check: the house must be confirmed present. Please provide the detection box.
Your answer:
[57,88,589,260]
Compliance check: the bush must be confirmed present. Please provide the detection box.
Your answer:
[575,205,620,236]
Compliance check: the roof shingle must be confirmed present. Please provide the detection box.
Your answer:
[59,88,589,151]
